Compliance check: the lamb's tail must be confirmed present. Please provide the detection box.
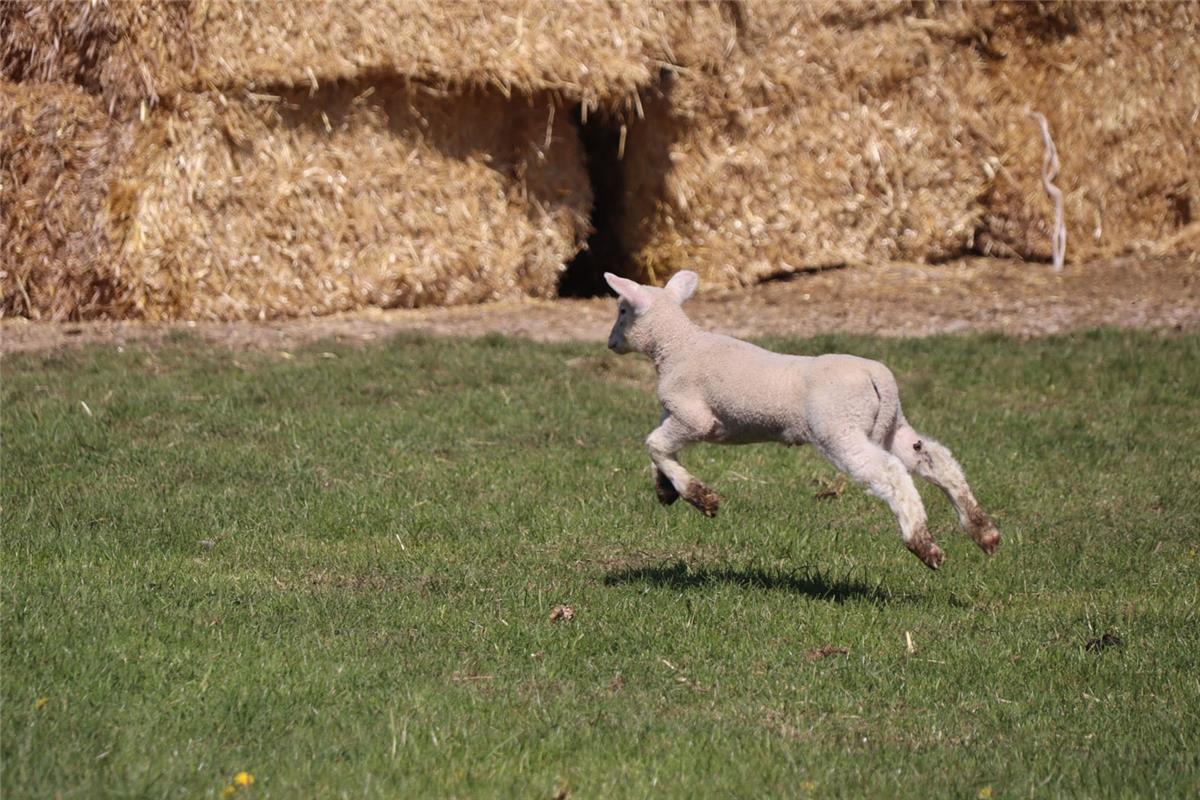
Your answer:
[867,364,903,445]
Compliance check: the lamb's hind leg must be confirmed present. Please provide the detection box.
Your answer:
[890,423,1000,555]
[646,416,718,517]
[817,433,943,569]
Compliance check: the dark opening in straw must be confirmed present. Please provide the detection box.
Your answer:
[558,106,630,298]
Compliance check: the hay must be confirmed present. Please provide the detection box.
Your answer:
[617,3,992,287]
[618,1,1199,286]
[1,1,121,89]
[0,1,190,112]
[2,0,732,114]
[123,83,592,319]
[975,1,1200,263]
[3,81,592,320]
[4,1,1196,320]
[1,81,133,320]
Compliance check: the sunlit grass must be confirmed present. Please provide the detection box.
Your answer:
[3,330,1198,798]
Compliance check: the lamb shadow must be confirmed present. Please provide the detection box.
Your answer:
[603,560,895,605]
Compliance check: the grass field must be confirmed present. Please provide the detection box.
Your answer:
[3,329,1199,798]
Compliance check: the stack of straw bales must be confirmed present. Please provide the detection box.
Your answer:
[3,0,727,320]
[3,0,1197,319]
[974,1,1200,261]
[618,1,1199,287]
[619,2,993,286]
[3,79,593,320]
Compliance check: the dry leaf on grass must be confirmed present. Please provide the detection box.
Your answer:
[813,476,847,500]
[549,605,574,622]
[803,645,848,662]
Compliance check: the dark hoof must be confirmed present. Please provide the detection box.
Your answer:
[685,481,720,518]
[967,505,1001,556]
[906,538,945,570]
[655,473,680,505]
[975,527,1001,556]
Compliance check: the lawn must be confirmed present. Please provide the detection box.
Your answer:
[2,329,1198,798]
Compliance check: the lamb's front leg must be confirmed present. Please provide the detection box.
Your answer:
[650,410,680,505]
[646,415,719,517]
[652,463,680,505]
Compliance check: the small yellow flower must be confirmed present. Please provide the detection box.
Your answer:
[978,786,994,800]
[34,697,48,711]
[221,786,236,798]
[233,772,254,788]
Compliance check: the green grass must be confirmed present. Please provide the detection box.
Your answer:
[3,329,1199,799]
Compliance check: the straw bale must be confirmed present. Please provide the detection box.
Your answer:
[618,1,1199,286]
[3,80,591,320]
[0,1,190,111]
[2,0,733,113]
[124,84,591,319]
[973,1,1200,262]
[1,1,121,88]
[618,3,993,287]
[0,81,134,320]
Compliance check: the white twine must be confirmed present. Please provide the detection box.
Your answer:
[1029,110,1066,270]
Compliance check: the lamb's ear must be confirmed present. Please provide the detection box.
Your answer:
[664,270,699,305]
[604,272,652,311]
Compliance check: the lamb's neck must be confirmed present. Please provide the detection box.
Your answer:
[645,313,701,374]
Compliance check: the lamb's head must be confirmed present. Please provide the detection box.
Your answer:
[603,271,699,355]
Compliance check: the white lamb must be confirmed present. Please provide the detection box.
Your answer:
[603,270,1000,569]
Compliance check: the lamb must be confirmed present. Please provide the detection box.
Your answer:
[602,270,1000,569]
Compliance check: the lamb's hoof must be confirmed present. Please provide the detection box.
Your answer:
[975,527,1001,556]
[655,474,680,505]
[907,539,945,570]
[967,506,1000,556]
[685,481,720,518]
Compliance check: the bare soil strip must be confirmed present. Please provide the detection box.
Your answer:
[2,257,1196,356]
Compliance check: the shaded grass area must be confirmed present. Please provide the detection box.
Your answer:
[3,330,1199,798]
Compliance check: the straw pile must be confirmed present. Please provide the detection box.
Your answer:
[975,1,1200,262]
[618,1,1199,286]
[1,0,732,113]
[1,82,134,319]
[127,84,592,319]
[0,1,191,111]
[3,1,1197,319]
[3,82,591,320]
[618,2,991,286]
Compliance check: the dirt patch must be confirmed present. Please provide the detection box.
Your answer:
[2,255,1196,356]
[1085,632,1124,653]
